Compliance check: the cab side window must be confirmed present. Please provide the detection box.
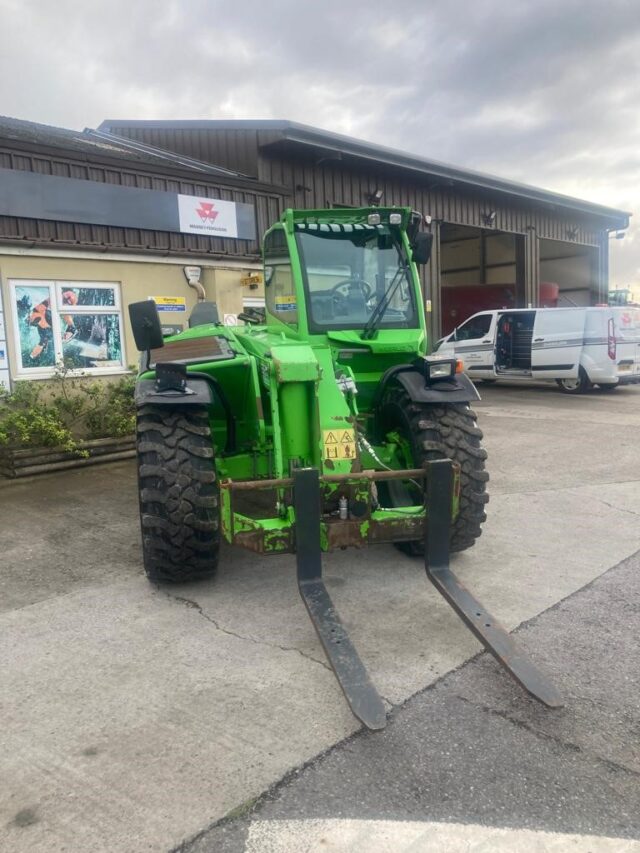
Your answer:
[456,314,492,341]
[264,228,298,326]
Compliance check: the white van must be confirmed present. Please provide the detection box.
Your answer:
[434,306,640,393]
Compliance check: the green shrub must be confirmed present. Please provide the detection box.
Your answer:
[0,363,136,452]
[0,381,79,452]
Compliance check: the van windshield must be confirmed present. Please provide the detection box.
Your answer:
[294,224,417,332]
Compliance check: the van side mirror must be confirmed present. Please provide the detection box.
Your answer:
[411,232,433,265]
[128,301,165,352]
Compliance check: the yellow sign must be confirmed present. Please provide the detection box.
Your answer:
[152,296,187,313]
[323,428,356,461]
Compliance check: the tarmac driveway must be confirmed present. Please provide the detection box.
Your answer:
[1,382,640,851]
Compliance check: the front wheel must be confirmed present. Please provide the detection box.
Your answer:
[556,367,592,394]
[136,405,220,583]
[378,388,489,553]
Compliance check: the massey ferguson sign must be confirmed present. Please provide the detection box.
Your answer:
[177,195,243,238]
[0,168,257,241]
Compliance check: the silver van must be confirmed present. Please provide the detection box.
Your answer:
[434,306,640,393]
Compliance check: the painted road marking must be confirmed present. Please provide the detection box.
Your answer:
[245,819,640,852]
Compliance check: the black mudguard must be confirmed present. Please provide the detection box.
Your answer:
[395,369,480,404]
[135,378,214,407]
[374,364,481,408]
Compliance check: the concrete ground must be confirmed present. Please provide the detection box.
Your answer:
[190,549,640,853]
[1,381,640,851]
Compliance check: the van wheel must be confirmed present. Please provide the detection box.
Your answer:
[556,368,592,394]
[596,383,618,392]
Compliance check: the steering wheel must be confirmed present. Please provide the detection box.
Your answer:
[329,278,373,302]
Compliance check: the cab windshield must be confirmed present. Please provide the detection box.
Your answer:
[294,224,417,332]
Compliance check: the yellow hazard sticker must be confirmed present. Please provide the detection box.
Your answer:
[274,294,297,312]
[323,428,357,461]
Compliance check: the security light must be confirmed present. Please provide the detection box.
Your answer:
[183,266,202,285]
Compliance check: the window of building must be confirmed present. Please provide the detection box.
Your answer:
[9,280,126,377]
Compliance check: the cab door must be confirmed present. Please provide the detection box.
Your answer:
[452,312,497,378]
[531,309,584,379]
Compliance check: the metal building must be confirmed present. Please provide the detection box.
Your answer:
[0,115,630,389]
[0,116,285,387]
[99,119,631,338]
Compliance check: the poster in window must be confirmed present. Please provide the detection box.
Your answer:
[14,284,56,369]
[60,286,116,307]
[60,313,123,369]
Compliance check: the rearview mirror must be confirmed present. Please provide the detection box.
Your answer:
[128,301,165,352]
[411,232,433,265]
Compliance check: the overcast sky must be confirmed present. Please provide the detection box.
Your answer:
[1,0,638,287]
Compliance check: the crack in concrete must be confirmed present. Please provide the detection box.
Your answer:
[160,589,332,672]
[592,498,640,518]
[457,695,640,780]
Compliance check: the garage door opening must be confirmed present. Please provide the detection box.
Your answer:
[539,239,599,307]
[439,224,525,335]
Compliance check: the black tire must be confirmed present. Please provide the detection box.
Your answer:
[556,367,592,394]
[596,383,618,392]
[378,387,489,553]
[137,404,220,583]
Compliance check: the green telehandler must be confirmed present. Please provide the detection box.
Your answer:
[129,206,561,729]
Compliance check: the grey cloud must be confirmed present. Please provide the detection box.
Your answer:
[0,0,638,283]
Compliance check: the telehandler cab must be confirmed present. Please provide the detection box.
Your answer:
[130,206,561,728]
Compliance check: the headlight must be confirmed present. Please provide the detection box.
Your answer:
[389,212,402,224]
[414,356,457,382]
[428,360,455,380]
[367,213,381,225]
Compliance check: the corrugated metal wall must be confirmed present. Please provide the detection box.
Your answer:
[254,145,608,335]
[0,144,286,260]
[107,126,262,177]
[0,125,616,338]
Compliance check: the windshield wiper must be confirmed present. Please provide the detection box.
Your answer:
[361,235,411,340]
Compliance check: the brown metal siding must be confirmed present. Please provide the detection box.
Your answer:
[106,125,261,177]
[0,126,614,336]
[267,154,604,246]
[0,144,287,260]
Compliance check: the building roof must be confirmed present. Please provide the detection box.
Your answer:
[0,115,248,179]
[99,118,631,228]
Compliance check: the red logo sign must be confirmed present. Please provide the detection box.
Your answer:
[195,201,218,223]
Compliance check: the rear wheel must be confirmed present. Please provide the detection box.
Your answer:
[378,387,489,553]
[137,405,220,583]
[556,367,592,394]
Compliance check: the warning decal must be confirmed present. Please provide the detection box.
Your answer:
[274,294,297,312]
[323,428,357,461]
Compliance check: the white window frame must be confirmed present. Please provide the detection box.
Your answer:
[9,279,127,379]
